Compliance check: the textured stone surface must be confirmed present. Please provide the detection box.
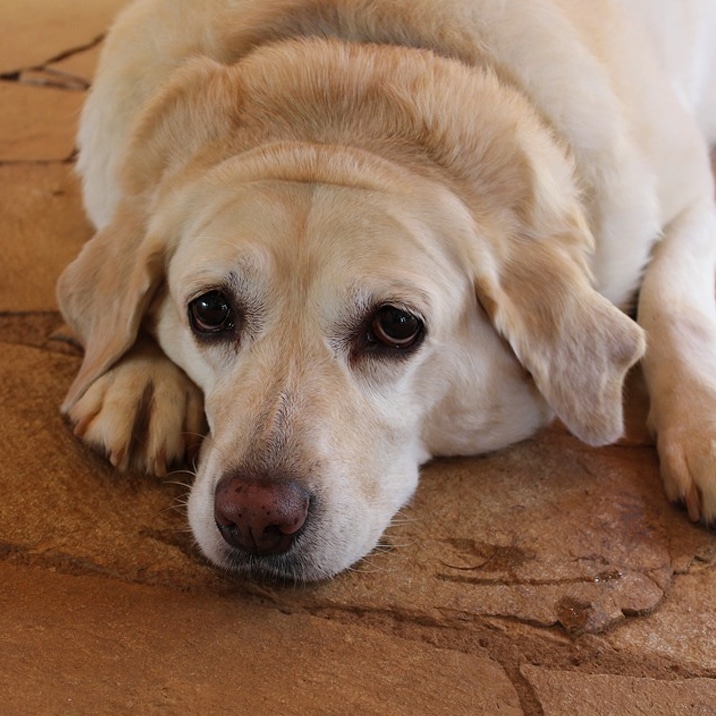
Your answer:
[2,563,521,716]
[0,0,126,74]
[522,665,716,716]
[0,82,84,161]
[2,3,716,715]
[1,164,91,311]
[605,567,716,671]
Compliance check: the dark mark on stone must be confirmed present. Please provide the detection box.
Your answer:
[555,595,593,633]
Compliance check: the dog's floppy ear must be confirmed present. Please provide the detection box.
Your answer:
[57,201,166,411]
[58,59,241,412]
[121,58,239,196]
[473,210,646,447]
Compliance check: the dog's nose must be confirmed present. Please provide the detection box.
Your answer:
[214,476,310,555]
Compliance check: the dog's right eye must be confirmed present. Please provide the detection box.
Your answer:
[188,291,234,335]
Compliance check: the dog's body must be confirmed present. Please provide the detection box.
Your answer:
[58,0,716,580]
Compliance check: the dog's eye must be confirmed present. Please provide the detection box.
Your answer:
[188,291,234,335]
[369,306,424,350]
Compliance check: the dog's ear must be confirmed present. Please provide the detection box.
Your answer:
[58,59,240,411]
[122,57,239,196]
[473,207,646,447]
[57,201,166,411]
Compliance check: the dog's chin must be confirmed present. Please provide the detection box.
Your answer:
[213,537,348,584]
[194,525,380,584]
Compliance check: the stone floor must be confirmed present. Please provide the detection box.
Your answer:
[2,3,716,714]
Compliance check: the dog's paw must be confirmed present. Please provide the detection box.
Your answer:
[655,426,716,524]
[651,399,716,524]
[65,346,205,476]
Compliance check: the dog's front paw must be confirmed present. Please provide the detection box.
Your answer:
[65,343,205,476]
[651,394,716,524]
[655,426,716,524]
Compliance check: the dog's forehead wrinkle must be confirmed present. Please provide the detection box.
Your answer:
[171,165,473,303]
[174,232,271,298]
[298,186,470,313]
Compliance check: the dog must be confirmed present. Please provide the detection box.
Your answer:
[57,0,716,581]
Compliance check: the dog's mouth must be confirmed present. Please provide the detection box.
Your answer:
[221,542,319,583]
[215,519,307,557]
[216,519,339,584]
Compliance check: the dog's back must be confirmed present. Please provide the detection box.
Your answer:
[78,0,715,305]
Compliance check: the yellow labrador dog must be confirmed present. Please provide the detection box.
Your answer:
[58,0,716,581]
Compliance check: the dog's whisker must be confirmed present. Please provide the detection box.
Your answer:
[162,479,194,490]
[164,466,197,477]
[347,560,399,575]
[153,501,187,519]
[374,542,411,551]
[163,499,190,513]
[181,431,207,442]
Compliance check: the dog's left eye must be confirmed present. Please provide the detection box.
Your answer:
[369,306,424,350]
[188,291,234,335]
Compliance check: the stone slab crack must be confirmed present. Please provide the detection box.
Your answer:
[0,33,103,91]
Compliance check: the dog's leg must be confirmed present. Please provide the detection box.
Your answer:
[638,197,716,521]
[65,335,206,476]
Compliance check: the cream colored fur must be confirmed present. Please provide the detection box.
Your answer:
[58,0,716,580]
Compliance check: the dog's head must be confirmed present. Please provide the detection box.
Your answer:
[58,41,645,580]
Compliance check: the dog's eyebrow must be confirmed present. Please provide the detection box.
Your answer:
[183,264,262,304]
[345,285,432,318]
[227,270,268,314]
